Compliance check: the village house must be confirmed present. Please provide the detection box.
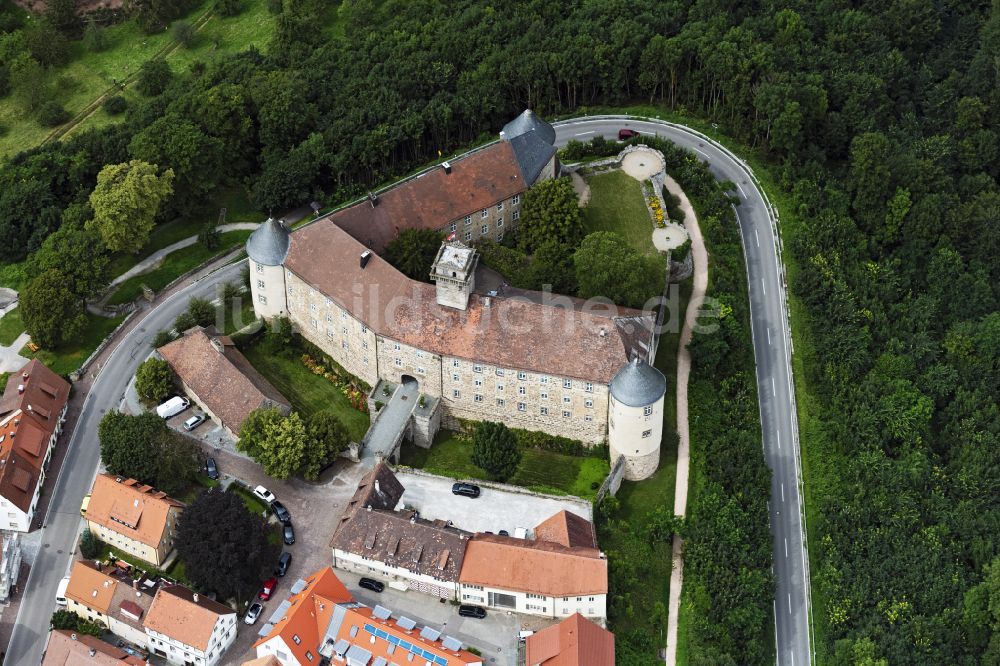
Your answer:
[63,560,155,648]
[254,567,483,666]
[158,326,290,440]
[143,584,238,666]
[524,613,616,666]
[245,111,667,480]
[42,629,145,666]
[85,474,184,568]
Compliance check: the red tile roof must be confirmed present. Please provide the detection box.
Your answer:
[86,475,184,550]
[331,142,525,252]
[42,629,145,666]
[144,585,234,651]
[524,614,615,666]
[158,327,290,434]
[284,223,654,383]
[534,510,597,549]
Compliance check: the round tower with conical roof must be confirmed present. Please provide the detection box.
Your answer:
[246,218,291,320]
[608,357,667,480]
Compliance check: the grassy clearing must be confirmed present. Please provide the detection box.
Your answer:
[21,313,125,376]
[177,474,219,505]
[581,170,660,259]
[107,230,251,305]
[0,307,25,346]
[226,483,269,518]
[399,431,610,500]
[241,342,370,443]
[1,0,279,159]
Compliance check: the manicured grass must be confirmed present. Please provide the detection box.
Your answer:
[178,475,220,504]
[581,169,662,261]
[21,313,125,376]
[226,483,269,518]
[241,342,370,443]
[107,218,207,279]
[107,230,252,305]
[0,0,280,159]
[221,296,258,335]
[399,431,610,500]
[0,307,25,346]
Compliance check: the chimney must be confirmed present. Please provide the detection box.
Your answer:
[442,161,452,174]
[368,191,378,208]
[17,384,23,394]
[360,250,372,269]
[374,480,381,494]
[366,505,372,512]
[410,515,416,524]
[599,328,607,337]
[193,592,199,603]
[483,297,491,309]
[27,405,32,412]
[89,649,97,657]
[21,372,27,380]
[71,633,77,641]
[133,579,139,590]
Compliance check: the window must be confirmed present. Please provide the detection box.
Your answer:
[256,280,265,289]
[588,596,595,601]
[287,285,294,294]
[452,373,460,382]
[464,231,472,241]
[481,224,489,234]
[497,201,504,212]
[342,326,347,335]
[495,369,504,377]
[362,341,368,350]
[540,391,548,400]
[326,328,335,339]
[540,375,549,384]
[452,359,460,368]
[453,389,461,399]
[256,263,265,273]
[341,341,348,350]
[513,194,520,205]
[527,593,545,600]
[517,371,527,380]
[518,386,526,396]
[309,302,317,312]
[497,233,504,242]
[563,410,571,418]
[642,429,652,438]
[394,342,401,351]
[292,635,301,645]
[473,364,482,373]
[449,222,457,232]
[517,402,526,412]
[585,415,593,422]
[465,215,472,226]
[416,350,425,359]
[585,382,594,392]
[512,210,520,221]
[496,398,506,407]
[310,318,318,329]
[474,378,483,387]
[326,314,333,323]
[563,379,572,389]
[585,399,593,408]
[563,396,571,404]
[394,358,402,367]
[644,405,653,416]
[416,367,426,375]
[497,217,504,227]
[541,406,550,416]
[258,294,267,305]
[364,357,369,365]
[362,325,368,334]
[481,208,489,219]
[474,394,483,403]
[496,384,504,392]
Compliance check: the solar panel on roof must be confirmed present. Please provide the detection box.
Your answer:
[267,600,292,625]
[376,629,388,639]
[373,658,388,666]
[419,626,441,641]
[257,623,274,637]
[397,616,416,630]
[441,636,462,651]
[333,638,350,656]
[290,578,308,594]
[387,635,400,645]
[346,645,372,666]
[373,605,392,620]
[435,657,448,666]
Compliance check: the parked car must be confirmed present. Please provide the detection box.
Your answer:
[359,577,385,593]
[276,552,292,577]
[498,529,510,537]
[205,457,219,480]
[183,414,205,431]
[55,576,70,606]
[253,485,276,504]
[458,605,487,619]
[155,396,190,419]
[259,578,277,601]
[283,524,295,545]
[451,482,481,499]
[271,500,291,525]
[618,128,640,140]
[244,602,263,625]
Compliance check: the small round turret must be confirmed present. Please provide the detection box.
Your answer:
[246,218,291,319]
[501,109,556,146]
[246,218,290,267]
[608,357,667,480]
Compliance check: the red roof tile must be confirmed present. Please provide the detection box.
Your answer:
[525,614,615,666]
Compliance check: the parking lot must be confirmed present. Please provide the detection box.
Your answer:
[394,471,592,535]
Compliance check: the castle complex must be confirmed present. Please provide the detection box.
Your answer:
[246,111,667,480]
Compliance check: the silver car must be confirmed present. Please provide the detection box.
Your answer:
[244,602,263,625]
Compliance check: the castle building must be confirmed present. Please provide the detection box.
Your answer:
[246,111,666,478]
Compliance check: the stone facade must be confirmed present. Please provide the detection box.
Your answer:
[608,393,664,481]
[434,192,525,244]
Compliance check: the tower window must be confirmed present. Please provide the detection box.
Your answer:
[257,280,265,289]
[642,430,652,438]
[256,263,265,273]
[644,406,653,416]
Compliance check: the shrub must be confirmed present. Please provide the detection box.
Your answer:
[151,329,177,349]
[472,421,520,482]
[37,101,70,127]
[102,95,127,115]
[216,0,242,16]
[187,297,215,327]
[82,22,108,51]
[172,20,196,48]
[198,222,220,250]
[79,528,101,559]
[136,60,172,96]
[266,0,283,14]
[173,311,196,332]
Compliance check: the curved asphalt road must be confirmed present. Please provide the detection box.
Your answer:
[6,261,244,666]
[551,117,811,666]
[9,117,809,666]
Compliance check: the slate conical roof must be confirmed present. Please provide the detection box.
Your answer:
[610,357,666,407]
[246,218,290,266]
[501,109,556,145]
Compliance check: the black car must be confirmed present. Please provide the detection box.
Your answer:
[451,482,481,499]
[498,529,509,536]
[282,524,295,545]
[276,551,292,577]
[359,577,385,593]
[271,500,291,525]
[205,457,219,480]
[458,605,487,619]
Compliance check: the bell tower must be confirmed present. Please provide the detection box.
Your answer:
[429,241,479,310]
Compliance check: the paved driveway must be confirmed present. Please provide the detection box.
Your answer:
[394,471,592,535]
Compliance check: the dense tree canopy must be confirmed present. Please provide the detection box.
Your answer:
[471,421,520,482]
[21,268,87,348]
[518,177,583,252]
[135,358,175,403]
[572,231,660,309]
[87,160,174,254]
[237,407,308,479]
[384,229,442,282]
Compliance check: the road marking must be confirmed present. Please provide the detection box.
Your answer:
[784,538,788,558]
[791,652,795,666]
[767,327,771,345]
[772,377,776,396]
[788,593,792,615]
[574,131,594,136]
[777,430,781,450]
[738,182,746,196]
[781,483,785,502]
[755,228,759,247]
[694,147,710,159]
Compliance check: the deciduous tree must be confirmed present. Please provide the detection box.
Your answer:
[572,232,660,308]
[518,177,583,252]
[135,358,174,402]
[384,229,442,282]
[87,161,174,254]
[97,411,165,483]
[21,268,87,348]
[304,411,349,480]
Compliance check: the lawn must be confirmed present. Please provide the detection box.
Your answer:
[241,341,371,443]
[107,230,252,305]
[0,307,25,346]
[226,483,269,519]
[221,296,258,335]
[399,431,610,500]
[177,475,220,505]
[581,169,663,262]
[21,313,125,376]
[0,0,280,159]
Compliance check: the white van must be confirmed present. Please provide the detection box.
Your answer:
[155,396,190,419]
[55,575,70,606]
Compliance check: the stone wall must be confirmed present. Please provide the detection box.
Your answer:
[434,192,523,244]
[595,455,627,504]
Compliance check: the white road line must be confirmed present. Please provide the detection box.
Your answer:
[574,131,594,136]
[772,377,776,396]
[694,147,710,159]
[777,430,781,450]
[767,327,771,345]
[738,182,746,196]
[755,228,760,247]
[788,594,792,615]
[784,538,788,558]
[781,483,785,502]
[791,652,795,666]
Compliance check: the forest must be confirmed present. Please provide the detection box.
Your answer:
[0,0,998,663]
